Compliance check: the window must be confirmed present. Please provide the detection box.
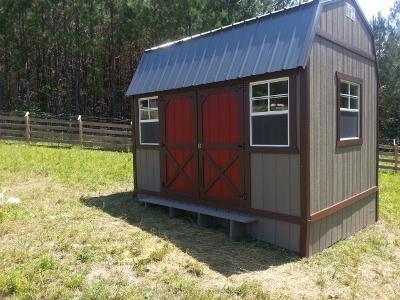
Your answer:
[139,97,159,145]
[250,78,289,147]
[345,3,356,21]
[336,72,363,147]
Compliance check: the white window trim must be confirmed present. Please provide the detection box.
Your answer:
[339,80,360,141]
[139,96,159,145]
[249,77,290,147]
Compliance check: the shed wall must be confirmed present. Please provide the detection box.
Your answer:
[250,154,301,216]
[136,149,161,192]
[309,194,376,255]
[309,36,377,214]
[318,1,374,56]
[247,217,300,252]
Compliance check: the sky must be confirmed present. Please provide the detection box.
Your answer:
[358,0,395,20]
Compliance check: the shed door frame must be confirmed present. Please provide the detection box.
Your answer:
[197,85,247,207]
[160,92,199,198]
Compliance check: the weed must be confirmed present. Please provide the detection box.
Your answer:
[183,260,205,277]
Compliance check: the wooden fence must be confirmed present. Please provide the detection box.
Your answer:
[379,144,400,172]
[0,113,133,151]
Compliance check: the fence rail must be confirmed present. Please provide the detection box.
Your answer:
[379,144,399,172]
[0,113,133,151]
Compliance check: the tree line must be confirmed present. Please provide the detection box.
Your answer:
[0,0,293,120]
[1,0,397,141]
[372,0,400,142]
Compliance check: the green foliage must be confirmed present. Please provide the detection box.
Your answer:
[371,3,400,142]
[0,0,295,119]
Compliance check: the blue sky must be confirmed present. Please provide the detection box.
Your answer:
[358,0,395,20]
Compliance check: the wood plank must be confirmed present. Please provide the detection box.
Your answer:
[30,124,78,132]
[83,134,131,143]
[379,165,397,171]
[380,158,398,164]
[379,151,394,156]
[0,128,26,136]
[30,118,75,125]
[138,194,258,223]
[0,136,27,141]
[0,115,25,122]
[310,186,378,223]
[82,121,131,129]
[0,123,26,129]
[30,138,80,144]
[379,144,395,150]
[82,127,131,136]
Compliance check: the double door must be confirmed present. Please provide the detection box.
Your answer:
[161,86,246,207]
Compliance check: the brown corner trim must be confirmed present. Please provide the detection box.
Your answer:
[299,64,311,257]
[310,186,378,223]
[316,30,376,63]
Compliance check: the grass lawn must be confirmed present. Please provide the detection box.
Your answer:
[0,141,399,299]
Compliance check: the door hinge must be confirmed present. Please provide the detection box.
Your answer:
[240,193,247,201]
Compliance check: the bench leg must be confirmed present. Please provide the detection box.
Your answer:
[169,207,181,218]
[197,213,213,227]
[229,220,246,241]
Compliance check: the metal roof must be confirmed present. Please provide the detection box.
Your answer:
[127,0,321,96]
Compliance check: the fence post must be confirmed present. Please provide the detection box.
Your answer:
[78,115,83,146]
[395,140,399,173]
[24,112,31,143]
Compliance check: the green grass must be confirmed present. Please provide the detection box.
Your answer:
[0,140,399,299]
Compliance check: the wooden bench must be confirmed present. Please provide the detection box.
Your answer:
[137,194,257,240]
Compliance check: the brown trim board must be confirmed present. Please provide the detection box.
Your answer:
[299,65,311,257]
[316,30,376,63]
[132,96,138,197]
[310,186,378,223]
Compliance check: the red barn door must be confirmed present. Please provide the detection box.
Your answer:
[198,87,245,206]
[162,93,197,197]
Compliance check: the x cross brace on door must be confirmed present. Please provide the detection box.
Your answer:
[165,149,195,191]
[200,149,240,196]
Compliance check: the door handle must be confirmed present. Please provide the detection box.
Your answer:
[198,143,202,149]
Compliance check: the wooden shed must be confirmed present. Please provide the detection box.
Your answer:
[126,0,378,256]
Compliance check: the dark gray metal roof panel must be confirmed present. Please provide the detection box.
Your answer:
[127,0,321,96]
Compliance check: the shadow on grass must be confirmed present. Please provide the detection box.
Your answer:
[83,192,299,276]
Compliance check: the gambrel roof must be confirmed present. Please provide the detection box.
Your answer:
[126,0,372,96]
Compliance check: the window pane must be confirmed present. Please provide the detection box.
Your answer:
[270,80,288,96]
[350,84,359,96]
[140,122,159,144]
[340,82,348,95]
[252,99,268,113]
[340,96,348,109]
[252,114,288,146]
[150,109,159,120]
[270,97,288,111]
[140,110,149,120]
[252,83,268,98]
[149,98,158,108]
[340,111,359,139]
[350,98,359,110]
[139,100,148,109]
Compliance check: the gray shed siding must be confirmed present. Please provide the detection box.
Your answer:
[318,1,374,56]
[136,149,161,192]
[251,154,300,216]
[309,194,376,255]
[309,37,377,214]
[247,218,300,253]
[308,0,378,255]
